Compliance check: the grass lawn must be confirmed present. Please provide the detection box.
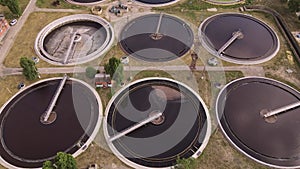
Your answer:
[196,129,268,169]
[212,0,242,1]
[0,75,28,107]
[253,0,300,30]
[76,141,129,169]
[155,0,243,11]
[36,0,87,9]
[132,70,173,80]
[265,72,300,92]
[225,71,244,83]
[3,12,81,68]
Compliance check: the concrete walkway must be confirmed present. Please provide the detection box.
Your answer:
[1,65,265,77]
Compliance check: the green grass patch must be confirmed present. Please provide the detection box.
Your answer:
[36,0,87,9]
[155,0,244,12]
[265,72,300,92]
[225,71,244,83]
[252,0,300,30]
[132,70,173,80]
[213,0,240,1]
[195,129,269,169]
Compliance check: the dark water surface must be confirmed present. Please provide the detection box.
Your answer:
[201,13,278,61]
[120,14,194,62]
[0,79,99,168]
[217,77,300,167]
[135,0,176,4]
[107,79,209,168]
[71,0,103,3]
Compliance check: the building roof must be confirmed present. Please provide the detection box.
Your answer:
[95,74,111,82]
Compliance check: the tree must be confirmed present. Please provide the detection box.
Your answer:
[52,0,61,7]
[113,64,124,84]
[0,0,21,16]
[174,157,196,169]
[42,161,54,169]
[104,57,121,77]
[245,0,254,5]
[42,152,77,169]
[54,152,77,169]
[85,66,97,79]
[20,57,38,81]
[288,0,300,12]
[104,57,123,84]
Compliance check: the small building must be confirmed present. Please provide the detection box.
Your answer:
[95,73,111,88]
[0,14,10,41]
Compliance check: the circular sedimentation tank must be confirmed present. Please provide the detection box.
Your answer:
[35,14,114,66]
[0,77,102,168]
[133,0,181,6]
[104,78,211,169]
[199,13,279,64]
[216,77,300,168]
[204,0,244,5]
[66,0,104,6]
[119,13,194,62]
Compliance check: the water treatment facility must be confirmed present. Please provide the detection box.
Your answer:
[0,0,299,169]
